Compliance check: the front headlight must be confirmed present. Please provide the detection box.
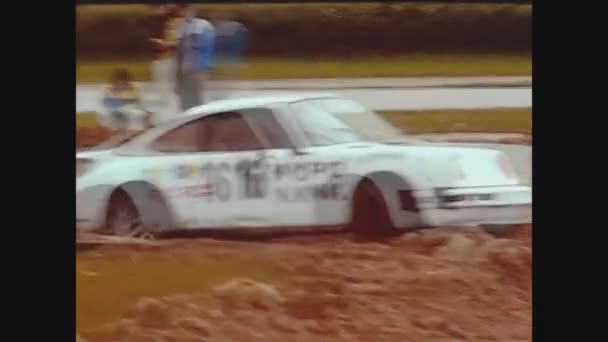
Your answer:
[76,158,95,177]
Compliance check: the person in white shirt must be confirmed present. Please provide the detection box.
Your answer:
[148,5,184,117]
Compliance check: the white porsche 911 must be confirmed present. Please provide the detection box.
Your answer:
[76,94,531,237]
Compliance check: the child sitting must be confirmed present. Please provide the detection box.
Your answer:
[99,69,152,132]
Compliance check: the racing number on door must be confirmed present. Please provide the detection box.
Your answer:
[236,157,269,199]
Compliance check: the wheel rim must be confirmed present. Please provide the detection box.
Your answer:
[107,193,142,236]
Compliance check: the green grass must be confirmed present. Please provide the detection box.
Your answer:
[76,112,100,129]
[380,108,531,135]
[77,55,531,83]
[77,108,531,135]
[77,249,280,332]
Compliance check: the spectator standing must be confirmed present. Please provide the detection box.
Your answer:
[148,5,184,117]
[213,15,248,100]
[175,5,216,111]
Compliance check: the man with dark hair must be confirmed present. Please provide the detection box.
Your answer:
[174,5,216,111]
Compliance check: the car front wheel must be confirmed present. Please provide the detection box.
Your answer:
[350,179,400,239]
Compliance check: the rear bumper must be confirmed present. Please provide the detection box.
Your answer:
[412,185,532,227]
[76,183,113,232]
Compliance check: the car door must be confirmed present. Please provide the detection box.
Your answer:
[267,100,361,227]
[147,110,284,229]
[245,105,350,227]
[145,115,230,228]
[197,110,277,228]
[236,107,310,227]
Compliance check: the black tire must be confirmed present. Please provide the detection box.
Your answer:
[350,179,399,239]
[105,189,143,236]
[481,224,518,238]
[106,186,175,237]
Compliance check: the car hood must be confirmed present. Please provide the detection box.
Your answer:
[381,137,531,185]
[366,142,521,187]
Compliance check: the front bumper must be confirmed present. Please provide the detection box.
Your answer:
[413,185,532,226]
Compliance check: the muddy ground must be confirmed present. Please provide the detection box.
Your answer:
[78,224,531,342]
[77,132,532,341]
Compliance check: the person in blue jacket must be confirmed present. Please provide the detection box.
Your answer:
[174,5,216,111]
[215,15,247,70]
[212,14,248,100]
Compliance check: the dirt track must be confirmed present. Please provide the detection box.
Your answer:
[77,134,532,341]
[78,225,531,342]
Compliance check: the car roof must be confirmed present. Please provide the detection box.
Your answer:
[183,92,337,116]
[113,93,339,154]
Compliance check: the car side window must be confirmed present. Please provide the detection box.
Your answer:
[290,101,362,146]
[151,118,211,153]
[204,111,265,152]
[240,108,294,149]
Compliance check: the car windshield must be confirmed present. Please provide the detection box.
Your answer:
[290,98,407,145]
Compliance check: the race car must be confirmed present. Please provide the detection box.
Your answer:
[76,93,532,237]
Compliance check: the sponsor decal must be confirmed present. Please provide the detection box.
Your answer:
[166,184,214,198]
[154,158,348,202]
[275,173,345,202]
[274,160,345,182]
[199,163,233,202]
[174,164,201,179]
[213,176,231,202]
[236,158,270,199]
[142,168,164,183]
[201,162,232,176]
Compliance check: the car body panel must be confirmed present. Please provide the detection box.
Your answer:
[77,93,532,232]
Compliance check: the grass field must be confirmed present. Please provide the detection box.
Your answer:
[77,55,531,83]
[380,108,531,135]
[76,108,532,138]
[77,249,281,332]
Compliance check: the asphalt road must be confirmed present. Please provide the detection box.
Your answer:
[76,77,532,113]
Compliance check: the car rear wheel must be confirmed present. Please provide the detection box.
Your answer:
[350,179,400,239]
[106,189,144,236]
[106,184,175,237]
